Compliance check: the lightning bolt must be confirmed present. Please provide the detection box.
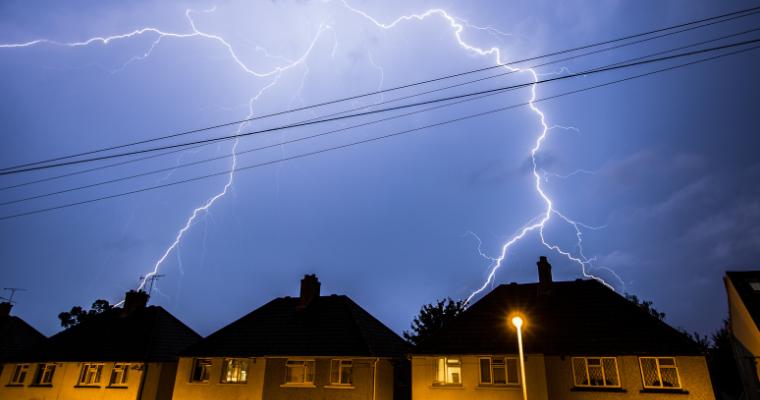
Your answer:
[2,1,618,303]
[339,1,616,303]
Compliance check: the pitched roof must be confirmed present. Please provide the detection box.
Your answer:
[0,315,46,362]
[183,295,408,358]
[414,279,701,356]
[726,270,760,329]
[19,306,200,362]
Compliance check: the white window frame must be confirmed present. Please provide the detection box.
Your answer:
[78,363,104,386]
[639,357,682,389]
[9,364,30,385]
[571,357,621,388]
[433,357,462,386]
[479,356,520,385]
[109,363,129,387]
[33,363,56,385]
[190,358,212,383]
[221,358,249,384]
[329,359,353,386]
[284,359,315,385]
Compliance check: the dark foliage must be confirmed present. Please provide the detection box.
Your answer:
[403,297,465,346]
[625,293,666,320]
[58,299,114,328]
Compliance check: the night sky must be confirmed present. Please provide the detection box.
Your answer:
[1,0,759,338]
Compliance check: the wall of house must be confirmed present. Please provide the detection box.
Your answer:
[725,277,760,399]
[0,361,148,400]
[410,355,548,400]
[261,357,390,400]
[170,357,266,400]
[544,355,715,400]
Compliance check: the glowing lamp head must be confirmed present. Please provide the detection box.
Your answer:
[511,315,524,329]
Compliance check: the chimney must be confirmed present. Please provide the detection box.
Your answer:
[537,256,553,293]
[122,290,149,316]
[0,302,12,317]
[298,274,321,309]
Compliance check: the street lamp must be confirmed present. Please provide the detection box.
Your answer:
[511,315,527,400]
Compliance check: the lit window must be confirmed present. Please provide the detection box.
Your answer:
[78,363,104,386]
[32,363,56,385]
[330,360,353,385]
[751,282,760,291]
[572,357,620,387]
[191,358,212,382]
[479,356,519,385]
[433,357,462,385]
[9,364,30,385]
[285,360,315,384]
[109,363,129,386]
[640,357,681,389]
[221,358,248,383]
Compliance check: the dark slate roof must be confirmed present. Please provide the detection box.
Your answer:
[19,306,200,362]
[726,271,760,329]
[414,279,701,356]
[183,295,408,358]
[0,315,46,362]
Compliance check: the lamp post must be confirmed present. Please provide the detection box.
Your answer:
[511,315,527,400]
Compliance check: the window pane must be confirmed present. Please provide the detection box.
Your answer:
[305,361,314,383]
[588,365,604,386]
[493,358,506,384]
[341,362,352,385]
[192,359,211,382]
[659,358,675,366]
[506,358,519,384]
[602,358,618,386]
[434,358,445,384]
[640,358,659,387]
[572,358,587,386]
[479,359,491,383]
[330,360,339,384]
[660,367,680,388]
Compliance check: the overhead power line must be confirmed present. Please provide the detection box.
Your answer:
[1,4,758,173]
[4,13,759,192]
[3,30,759,206]
[2,41,758,221]
[3,36,759,177]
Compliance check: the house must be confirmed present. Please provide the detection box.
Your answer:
[410,256,715,400]
[172,274,410,400]
[0,301,46,370]
[0,290,201,400]
[724,271,760,400]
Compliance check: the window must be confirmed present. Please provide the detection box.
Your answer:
[750,281,760,291]
[9,364,29,385]
[330,360,353,385]
[78,363,104,386]
[433,357,462,385]
[32,363,56,385]
[285,360,315,384]
[109,363,129,386]
[191,358,212,382]
[572,357,620,387]
[221,358,248,383]
[640,357,681,389]
[479,357,519,385]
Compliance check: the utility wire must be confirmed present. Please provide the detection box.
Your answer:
[3,36,759,177]
[2,41,758,221]
[4,29,759,206]
[1,4,758,172]
[4,12,758,191]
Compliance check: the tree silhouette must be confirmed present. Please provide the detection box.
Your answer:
[58,299,114,329]
[403,298,465,346]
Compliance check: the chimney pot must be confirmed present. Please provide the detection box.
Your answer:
[298,274,321,309]
[537,256,553,293]
[0,302,12,317]
[122,290,149,316]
